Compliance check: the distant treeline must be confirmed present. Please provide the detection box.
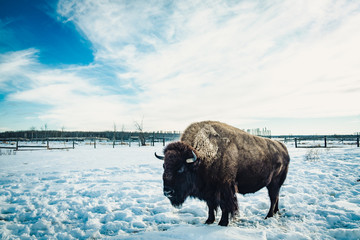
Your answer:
[0,130,181,141]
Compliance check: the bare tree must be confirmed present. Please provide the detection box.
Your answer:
[113,123,117,141]
[134,119,143,132]
[61,126,65,138]
[44,124,48,139]
[30,126,36,140]
[40,124,48,142]
[134,118,146,146]
[113,123,117,148]
[121,124,125,144]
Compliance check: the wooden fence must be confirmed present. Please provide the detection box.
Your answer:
[1,135,358,151]
[0,135,177,151]
[272,135,360,148]
[0,139,75,151]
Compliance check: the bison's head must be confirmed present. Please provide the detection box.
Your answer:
[155,141,199,207]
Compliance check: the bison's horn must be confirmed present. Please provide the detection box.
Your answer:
[154,152,165,160]
[186,151,197,163]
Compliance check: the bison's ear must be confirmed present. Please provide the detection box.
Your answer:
[185,150,197,163]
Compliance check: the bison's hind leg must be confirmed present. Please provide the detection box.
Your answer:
[266,166,288,219]
[265,182,280,219]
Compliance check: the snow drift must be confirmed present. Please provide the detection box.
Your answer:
[0,143,359,239]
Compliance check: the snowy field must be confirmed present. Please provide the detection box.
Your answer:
[0,142,359,239]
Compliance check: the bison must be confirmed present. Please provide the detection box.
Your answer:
[155,121,290,226]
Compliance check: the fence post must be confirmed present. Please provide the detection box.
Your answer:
[16,140,19,151]
[152,132,155,146]
[357,137,359,147]
[295,138,297,148]
[163,138,165,146]
[324,136,327,148]
[47,139,49,149]
[94,139,96,149]
[113,139,115,148]
[73,140,75,149]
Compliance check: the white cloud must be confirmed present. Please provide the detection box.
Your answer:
[0,49,39,88]
[0,49,37,72]
[39,95,134,131]
[2,0,360,133]
[0,50,132,130]
[113,0,360,130]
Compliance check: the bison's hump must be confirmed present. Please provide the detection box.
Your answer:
[181,121,232,163]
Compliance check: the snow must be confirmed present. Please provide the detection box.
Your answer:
[0,143,359,239]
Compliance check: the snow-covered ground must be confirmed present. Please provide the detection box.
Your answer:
[0,143,359,239]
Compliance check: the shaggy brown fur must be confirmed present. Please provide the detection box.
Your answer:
[159,121,290,226]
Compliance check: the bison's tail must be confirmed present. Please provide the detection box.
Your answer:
[230,186,239,218]
[221,183,239,218]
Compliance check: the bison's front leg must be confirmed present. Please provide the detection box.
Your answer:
[205,203,215,224]
[205,191,221,224]
[205,201,216,224]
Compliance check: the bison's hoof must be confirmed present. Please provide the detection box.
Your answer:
[205,218,215,224]
[218,220,229,226]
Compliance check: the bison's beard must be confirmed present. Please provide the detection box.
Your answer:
[166,193,187,208]
[163,173,197,209]
[169,198,183,208]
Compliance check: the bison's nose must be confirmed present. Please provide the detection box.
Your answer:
[163,186,175,198]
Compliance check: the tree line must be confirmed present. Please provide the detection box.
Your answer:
[0,130,181,143]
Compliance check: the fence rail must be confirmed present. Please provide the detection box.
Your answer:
[270,135,360,148]
[0,139,76,151]
[0,135,178,151]
[1,134,358,151]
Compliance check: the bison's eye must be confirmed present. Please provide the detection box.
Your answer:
[177,165,185,174]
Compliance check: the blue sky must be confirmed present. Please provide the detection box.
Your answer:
[0,0,359,134]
